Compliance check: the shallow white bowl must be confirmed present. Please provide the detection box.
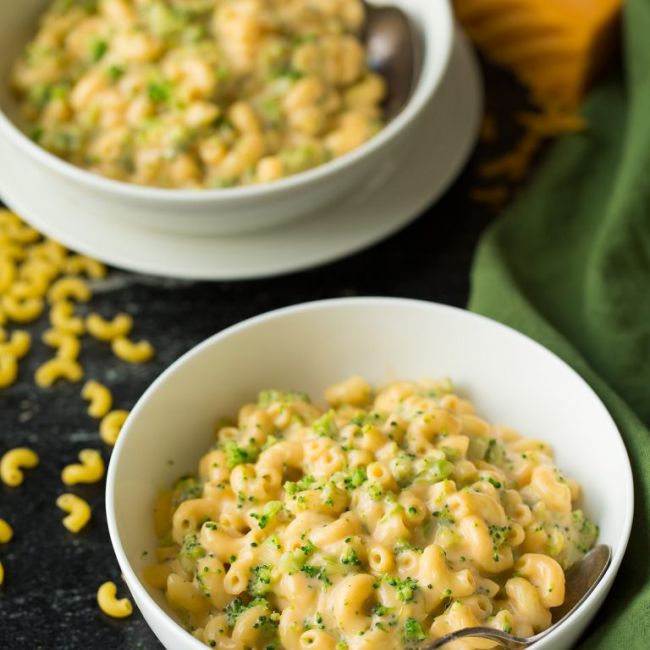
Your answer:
[0,0,453,236]
[106,298,633,650]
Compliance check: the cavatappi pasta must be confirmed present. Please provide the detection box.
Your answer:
[148,377,598,650]
[11,0,386,189]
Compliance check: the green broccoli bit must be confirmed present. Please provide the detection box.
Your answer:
[386,576,419,602]
[107,65,125,82]
[572,510,599,553]
[279,145,325,175]
[313,410,338,438]
[224,597,269,627]
[249,564,274,596]
[340,549,361,566]
[223,441,259,469]
[250,501,283,529]
[417,458,454,484]
[343,467,367,490]
[147,80,172,103]
[403,617,426,642]
[180,534,206,561]
[284,474,316,495]
[372,603,389,617]
[90,39,108,62]
[278,539,316,574]
[300,564,332,585]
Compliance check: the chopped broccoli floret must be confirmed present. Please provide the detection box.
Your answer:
[417,458,454,484]
[249,564,274,596]
[313,410,338,438]
[284,474,316,495]
[386,576,419,602]
[223,441,259,469]
[343,467,367,490]
[250,501,283,530]
[403,617,426,642]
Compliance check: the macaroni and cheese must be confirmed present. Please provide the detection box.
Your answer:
[11,0,386,189]
[148,377,599,649]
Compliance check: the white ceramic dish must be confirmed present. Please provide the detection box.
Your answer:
[0,30,481,281]
[0,0,453,236]
[107,297,633,650]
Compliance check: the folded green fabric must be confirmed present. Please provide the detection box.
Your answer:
[468,0,650,645]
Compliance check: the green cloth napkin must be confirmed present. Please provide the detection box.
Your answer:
[468,0,650,645]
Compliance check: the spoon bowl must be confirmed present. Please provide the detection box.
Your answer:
[424,545,613,650]
[363,1,422,120]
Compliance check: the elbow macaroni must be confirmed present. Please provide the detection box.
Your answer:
[61,449,105,485]
[0,447,39,487]
[99,410,129,446]
[0,519,13,544]
[111,337,155,364]
[35,357,84,387]
[82,380,113,419]
[57,493,92,533]
[86,313,133,342]
[42,329,81,360]
[97,581,133,618]
[149,378,598,649]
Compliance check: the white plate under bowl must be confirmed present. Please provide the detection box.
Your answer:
[0,31,482,281]
[107,298,633,650]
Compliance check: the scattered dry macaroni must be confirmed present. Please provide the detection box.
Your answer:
[61,449,105,486]
[100,409,130,446]
[0,209,155,395]
[0,447,39,487]
[149,378,598,649]
[35,357,84,388]
[42,328,82,360]
[1,295,44,324]
[0,331,31,359]
[47,276,92,304]
[11,0,385,189]
[49,301,86,335]
[0,519,13,544]
[63,254,108,279]
[57,493,92,533]
[97,581,134,618]
[0,352,18,389]
[86,313,133,342]
[112,337,155,364]
[82,380,114,419]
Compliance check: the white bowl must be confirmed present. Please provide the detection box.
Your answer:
[0,0,453,236]
[107,297,633,650]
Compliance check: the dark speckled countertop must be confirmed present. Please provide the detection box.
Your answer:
[0,61,527,649]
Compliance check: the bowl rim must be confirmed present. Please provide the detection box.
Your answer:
[0,1,453,203]
[106,297,634,649]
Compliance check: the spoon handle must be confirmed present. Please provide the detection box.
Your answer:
[422,627,531,650]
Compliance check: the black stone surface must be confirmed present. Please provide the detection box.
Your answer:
[0,61,527,649]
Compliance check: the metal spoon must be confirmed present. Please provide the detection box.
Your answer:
[424,545,612,650]
[363,1,421,120]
